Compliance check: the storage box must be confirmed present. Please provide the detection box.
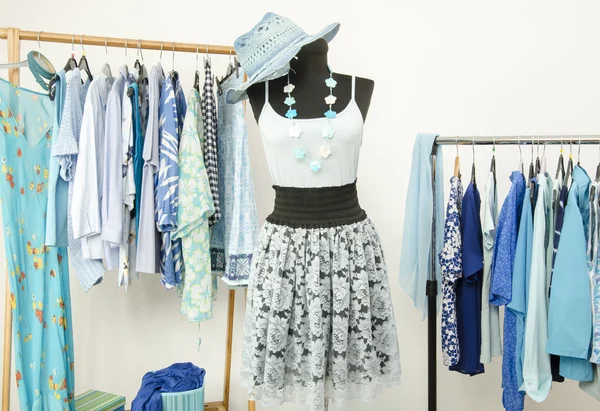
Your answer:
[75,390,126,411]
[161,386,204,411]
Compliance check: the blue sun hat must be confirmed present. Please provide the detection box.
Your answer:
[225,13,340,104]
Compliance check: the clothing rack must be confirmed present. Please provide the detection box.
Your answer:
[0,27,254,411]
[428,134,600,411]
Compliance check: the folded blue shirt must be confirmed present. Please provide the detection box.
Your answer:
[132,362,206,411]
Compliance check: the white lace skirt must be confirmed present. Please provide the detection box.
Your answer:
[241,218,402,410]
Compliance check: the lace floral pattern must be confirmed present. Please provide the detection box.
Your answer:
[439,176,463,366]
[241,219,402,410]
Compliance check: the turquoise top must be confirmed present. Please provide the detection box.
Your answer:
[0,78,75,409]
[548,165,594,382]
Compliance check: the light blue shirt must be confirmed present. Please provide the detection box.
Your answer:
[547,165,593,382]
[45,69,69,247]
[507,186,533,393]
[521,174,552,401]
[399,133,444,319]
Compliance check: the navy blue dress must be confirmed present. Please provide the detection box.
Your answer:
[451,182,485,375]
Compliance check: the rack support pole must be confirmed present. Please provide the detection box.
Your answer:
[427,143,438,411]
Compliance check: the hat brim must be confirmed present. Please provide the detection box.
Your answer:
[225,22,341,104]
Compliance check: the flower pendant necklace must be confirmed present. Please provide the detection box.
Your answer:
[284,68,337,172]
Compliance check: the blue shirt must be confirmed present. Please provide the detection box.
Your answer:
[490,172,525,410]
[399,134,444,319]
[490,171,525,306]
[450,182,484,375]
[156,73,186,288]
[548,165,593,382]
[506,186,533,409]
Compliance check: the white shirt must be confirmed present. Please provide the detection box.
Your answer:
[72,72,113,259]
[480,171,501,363]
[521,173,552,402]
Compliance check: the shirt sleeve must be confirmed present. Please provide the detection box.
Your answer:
[72,87,101,240]
[101,85,123,245]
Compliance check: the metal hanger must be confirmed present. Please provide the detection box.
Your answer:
[518,136,524,174]
[158,42,165,76]
[78,35,93,81]
[490,136,496,185]
[123,38,129,76]
[48,34,78,100]
[528,136,535,206]
[564,137,574,189]
[203,44,211,66]
[591,141,600,201]
[193,43,201,92]
[540,139,547,174]
[470,136,476,185]
[577,135,582,166]
[172,41,176,73]
[555,137,565,181]
[100,37,113,79]
[127,40,148,97]
[454,136,461,179]
[535,136,541,175]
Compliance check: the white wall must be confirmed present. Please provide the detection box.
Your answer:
[1,0,600,410]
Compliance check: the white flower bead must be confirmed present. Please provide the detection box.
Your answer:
[283,83,295,94]
[322,125,335,140]
[289,124,302,139]
[319,145,332,159]
[325,95,337,105]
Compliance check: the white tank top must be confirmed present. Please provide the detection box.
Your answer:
[258,77,364,188]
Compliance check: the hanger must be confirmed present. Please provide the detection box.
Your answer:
[78,35,93,81]
[127,40,148,97]
[158,42,165,77]
[591,141,600,202]
[48,34,78,100]
[454,136,461,179]
[541,139,547,174]
[193,44,201,92]
[564,138,575,189]
[218,47,242,95]
[470,136,476,186]
[534,136,541,175]
[577,135,582,166]
[100,37,113,79]
[518,136,524,174]
[490,136,496,185]
[203,44,211,67]
[528,136,535,205]
[555,137,565,181]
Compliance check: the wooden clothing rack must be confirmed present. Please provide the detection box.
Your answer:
[428,134,600,411]
[0,27,255,411]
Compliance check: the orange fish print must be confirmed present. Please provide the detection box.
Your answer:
[69,362,74,372]
[15,371,21,387]
[58,316,67,330]
[35,308,43,324]
[2,123,9,134]
[57,297,65,309]
[13,126,19,136]
[17,148,22,157]
[36,183,43,193]
[33,165,40,175]
[20,187,24,195]
[60,378,67,390]
[10,293,15,310]
[50,269,56,277]
[57,254,63,264]
[48,375,53,389]
[52,315,56,324]
[6,173,14,188]
[33,256,43,270]
[29,182,34,190]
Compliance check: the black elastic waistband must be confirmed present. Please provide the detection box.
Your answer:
[266,181,367,229]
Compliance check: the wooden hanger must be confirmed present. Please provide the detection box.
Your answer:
[453,137,461,178]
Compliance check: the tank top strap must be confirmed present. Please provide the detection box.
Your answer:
[351,76,356,101]
[265,80,269,102]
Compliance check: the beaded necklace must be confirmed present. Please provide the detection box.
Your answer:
[284,69,337,172]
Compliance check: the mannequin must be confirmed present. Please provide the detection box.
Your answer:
[248,38,374,123]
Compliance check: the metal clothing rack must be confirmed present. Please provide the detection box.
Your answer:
[428,134,600,411]
[0,27,254,411]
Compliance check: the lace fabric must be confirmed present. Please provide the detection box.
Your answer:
[241,218,402,410]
